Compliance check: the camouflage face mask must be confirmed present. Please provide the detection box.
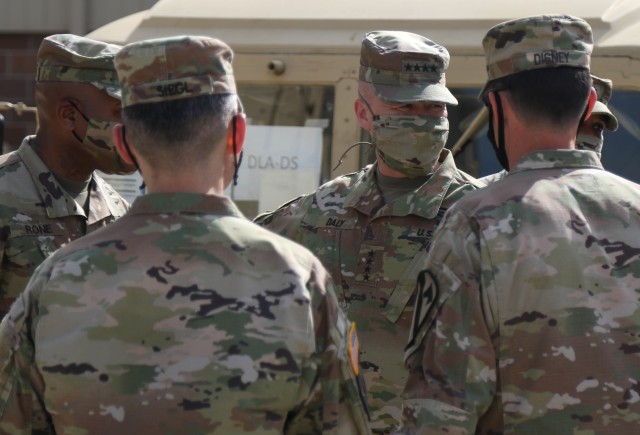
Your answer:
[70,103,136,175]
[576,133,603,160]
[371,114,449,177]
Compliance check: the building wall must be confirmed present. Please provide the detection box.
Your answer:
[0,0,157,150]
[0,34,46,151]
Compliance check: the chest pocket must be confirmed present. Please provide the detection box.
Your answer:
[352,223,433,287]
[6,222,67,267]
[300,215,358,287]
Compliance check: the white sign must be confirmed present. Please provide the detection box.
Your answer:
[96,170,144,205]
[228,125,323,213]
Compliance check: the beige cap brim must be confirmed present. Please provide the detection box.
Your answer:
[591,101,618,131]
[92,81,122,100]
[372,82,458,105]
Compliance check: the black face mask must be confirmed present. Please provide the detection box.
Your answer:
[485,92,510,171]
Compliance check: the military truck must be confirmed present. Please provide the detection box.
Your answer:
[85,0,640,216]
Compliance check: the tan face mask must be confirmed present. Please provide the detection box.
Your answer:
[576,133,603,160]
[71,102,137,175]
[371,114,449,177]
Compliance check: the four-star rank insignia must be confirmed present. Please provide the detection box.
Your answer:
[402,60,439,73]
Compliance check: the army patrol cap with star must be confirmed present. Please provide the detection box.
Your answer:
[480,14,593,99]
[36,34,122,99]
[359,30,458,105]
[115,35,236,108]
[591,74,618,131]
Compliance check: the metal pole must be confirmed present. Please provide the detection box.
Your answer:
[0,101,38,116]
[451,106,488,157]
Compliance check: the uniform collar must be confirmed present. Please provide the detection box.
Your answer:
[344,149,458,219]
[510,149,603,173]
[18,136,126,222]
[88,174,129,224]
[129,192,245,218]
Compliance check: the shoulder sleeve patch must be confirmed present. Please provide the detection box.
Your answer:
[347,322,360,376]
[404,263,461,361]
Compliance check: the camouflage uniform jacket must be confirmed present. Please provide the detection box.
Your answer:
[0,136,128,317]
[0,192,370,434]
[401,150,640,434]
[477,169,508,186]
[255,150,481,433]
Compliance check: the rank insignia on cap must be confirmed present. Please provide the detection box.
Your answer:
[347,322,360,376]
[402,60,440,73]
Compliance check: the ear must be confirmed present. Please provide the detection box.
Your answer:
[113,123,135,165]
[487,91,499,125]
[487,92,498,115]
[584,86,597,120]
[226,113,247,156]
[354,97,372,131]
[57,100,79,131]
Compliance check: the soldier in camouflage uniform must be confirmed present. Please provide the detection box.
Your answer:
[576,74,618,159]
[0,35,370,434]
[255,31,481,433]
[0,34,134,318]
[400,15,640,433]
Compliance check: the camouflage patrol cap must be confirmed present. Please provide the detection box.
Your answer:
[115,36,236,108]
[480,14,593,99]
[36,34,121,99]
[359,31,458,105]
[591,74,618,131]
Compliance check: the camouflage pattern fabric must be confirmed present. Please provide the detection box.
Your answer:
[36,33,122,99]
[480,14,593,99]
[115,36,236,108]
[255,150,481,433]
[590,75,618,131]
[0,136,128,318]
[0,192,370,434]
[477,169,507,186]
[359,31,457,105]
[401,150,640,433]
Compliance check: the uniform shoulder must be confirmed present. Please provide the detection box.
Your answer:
[451,167,485,189]
[254,193,309,225]
[476,170,508,186]
[254,167,368,226]
[241,218,320,263]
[0,151,25,177]
[92,172,131,211]
[0,152,40,207]
[315,167,367,196]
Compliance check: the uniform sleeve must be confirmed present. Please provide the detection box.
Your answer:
[0,262,54,434]
[285,260,370,434]
[253,195,310,241]
[398,210,497,434]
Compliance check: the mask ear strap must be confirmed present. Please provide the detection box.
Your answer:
[358,92,377,119]
[494,93,509,171]
[230,97,246,186]
[68,100,90,144]
[121,126,146,192]
[232,115,243,187]
[232,116,238,186]
[485,92,510,171]
[68,101,90,122]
